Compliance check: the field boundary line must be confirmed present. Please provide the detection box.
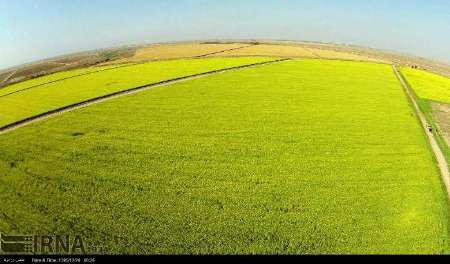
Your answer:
[0,58,289,135]
[393,65,450,199]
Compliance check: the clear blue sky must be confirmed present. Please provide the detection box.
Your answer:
[1,0,449,69]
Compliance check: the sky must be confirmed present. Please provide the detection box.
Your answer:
[0,0,449,69]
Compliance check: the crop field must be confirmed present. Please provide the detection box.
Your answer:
[105,43,378,65]
[401,68,450,104]
[0,64,128,98]
[401,67,450,169]
[213,44,376,61]
[308,48,376,61]
[0,57,275,128]
[0,59,448,254]
[110,43,250,63]
[216,44,316,57]
[0,48,140,89]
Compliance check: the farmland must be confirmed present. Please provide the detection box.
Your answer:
[402,68,450,103]
[2,40,449,89]
[0,57,275,128]
[214,44,377,62]
[0,59,448,254]
[108,42,380,64]
[401,67,450,170]
[0,64,127,98]
[108,43,251,64]
[0,47,137,88]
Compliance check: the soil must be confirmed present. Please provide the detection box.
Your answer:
[432,102,450,147]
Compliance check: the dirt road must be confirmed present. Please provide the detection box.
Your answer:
[0,58,289,135]
[393,65,450,199]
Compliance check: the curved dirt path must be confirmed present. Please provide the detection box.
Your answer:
[0,58,289,135]
[393,65,450,199]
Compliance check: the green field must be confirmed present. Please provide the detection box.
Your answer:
[0,64,124,97]
[0,57,275,127]
[0,59,448,254]
[401,68,450,104]
[401,67,450,170]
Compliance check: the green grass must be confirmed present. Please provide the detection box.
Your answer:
[0,59,449,254]
[0,57,275,127]
[401,67,450,103]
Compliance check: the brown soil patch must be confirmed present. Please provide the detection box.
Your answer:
[432,102,450,147]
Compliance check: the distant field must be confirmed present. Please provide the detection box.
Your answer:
[215,44,315,57]
[308,48,377,61]
[213,44,377,61]
[110,43,250,63]
[3,62,64,83]
[0,48,137,88]
[10,62,63,76]
[0,57,275,128]
[0,59,448,254]
[2,40,449,89]
[106,43,380,65]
